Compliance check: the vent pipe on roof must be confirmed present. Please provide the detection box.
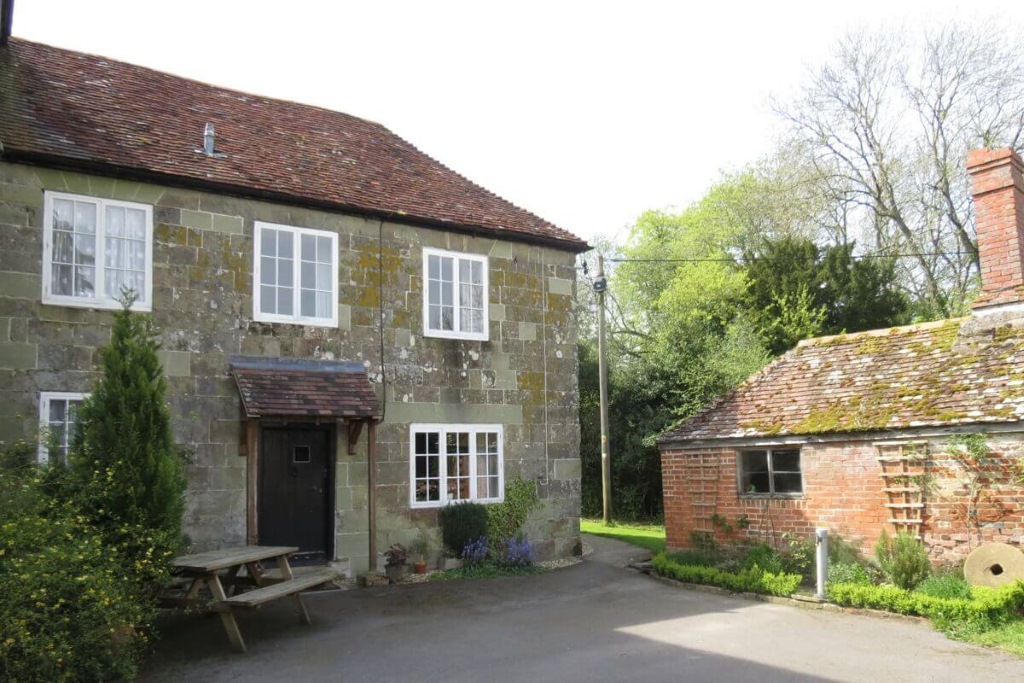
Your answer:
[195,122,225,158]
[203,123,216,155]
[1,0,15,47]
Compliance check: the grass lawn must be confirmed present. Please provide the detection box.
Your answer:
[963,621,1024,657]
[580,519,666,554]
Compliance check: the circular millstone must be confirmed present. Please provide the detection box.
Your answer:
[964,542,1024,588]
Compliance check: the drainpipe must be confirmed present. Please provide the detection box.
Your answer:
[368,419,378,573]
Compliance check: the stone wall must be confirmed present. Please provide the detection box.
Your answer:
[661,435,1024,563]
[0,161,582,572]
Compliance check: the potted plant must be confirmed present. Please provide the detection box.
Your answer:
[383,543,409,583]
[409,531,432,574]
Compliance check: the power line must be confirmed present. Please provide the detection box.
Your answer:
[606,251,970,264]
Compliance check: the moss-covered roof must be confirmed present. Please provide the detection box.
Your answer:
[659,318,1024,445]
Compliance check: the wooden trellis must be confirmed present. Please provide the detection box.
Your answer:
[876,441,928,538]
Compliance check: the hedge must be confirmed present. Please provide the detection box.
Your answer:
[652,552,802,597]
[827,581,1024,635]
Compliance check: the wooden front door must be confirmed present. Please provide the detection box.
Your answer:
[258,426,332,564]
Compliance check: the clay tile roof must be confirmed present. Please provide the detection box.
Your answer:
[230,356,380,419]
[0,38,587,252]
[659,318,1024,445]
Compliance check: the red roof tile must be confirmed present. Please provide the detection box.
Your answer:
[660,319,1024,444]
[230,357,380,419]
[0,38,587,251]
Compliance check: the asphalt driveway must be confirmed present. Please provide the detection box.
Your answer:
[140,536,1024,682]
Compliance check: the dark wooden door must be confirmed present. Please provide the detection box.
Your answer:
[258,426,331,564]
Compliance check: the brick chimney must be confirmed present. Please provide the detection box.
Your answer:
[968,147,1024,311]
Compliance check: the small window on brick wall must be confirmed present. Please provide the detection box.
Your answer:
[738,448,803,495]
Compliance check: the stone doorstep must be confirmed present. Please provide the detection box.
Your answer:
[647,573,930,626]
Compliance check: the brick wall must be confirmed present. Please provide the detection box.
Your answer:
[662,435,1024,563]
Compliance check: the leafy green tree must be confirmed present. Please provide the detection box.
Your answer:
[744,235,910,353]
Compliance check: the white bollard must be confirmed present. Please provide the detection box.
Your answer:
[815,527,829,600]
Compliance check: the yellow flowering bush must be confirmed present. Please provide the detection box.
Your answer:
[0,461,165,682]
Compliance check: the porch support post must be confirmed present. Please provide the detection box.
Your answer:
[245,418,259,545]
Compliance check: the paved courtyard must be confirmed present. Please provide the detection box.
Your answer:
[140,536,1024,682]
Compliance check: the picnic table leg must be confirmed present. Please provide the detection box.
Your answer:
[275,556,312,625]
[206,574,247,653]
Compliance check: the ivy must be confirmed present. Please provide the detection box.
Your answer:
[486,478,540,545]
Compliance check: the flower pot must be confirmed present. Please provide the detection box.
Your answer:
[385,564,408,583]
[413,560,428,574]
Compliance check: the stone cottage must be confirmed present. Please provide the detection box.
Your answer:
[659,147,1024,563]
[0,36,587,573]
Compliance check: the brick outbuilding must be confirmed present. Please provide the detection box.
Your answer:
[659,148,1024,562]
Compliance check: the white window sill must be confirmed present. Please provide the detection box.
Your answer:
[42,296,151,313]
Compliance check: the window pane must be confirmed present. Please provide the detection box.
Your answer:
[75,266,95,297]
[77,235,96,266]
[773,449,801,472]
[261,228,276,257]
[773,473,803,494]
[74,201,96,234]
[740,451,769,494]
[278,231,293,259]
[53,231,73,263]
[52,265,72,296]
[426,432,439,454]
[300,289,316,317]
[440,256,452,281]
[277,287,293,315]
[53,199,73,230]
[279,259,293,286]
[317,236,331,261]
[48,400,66,422]
[106,205,125,237]
[415,432,427,453]
[301,234,316,261]
[301,261,316,289]
[261,256,276,285]
[126,208,146,239]
[316,263,331,290]
[260,285,276,313]
[316,292,331,319]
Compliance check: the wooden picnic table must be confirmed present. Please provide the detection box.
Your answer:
[169,545,336,653]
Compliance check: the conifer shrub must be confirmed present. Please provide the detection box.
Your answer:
[438,501,489,556]
[70,297,187,559]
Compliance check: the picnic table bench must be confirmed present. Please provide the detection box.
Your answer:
[168,545,337,653]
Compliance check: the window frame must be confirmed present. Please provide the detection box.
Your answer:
[408,424,504,509]
[736,447,804,497]
[38,391,89,465]
[42,191,154,311]
[421,247,489,341]
[253,221,339,328]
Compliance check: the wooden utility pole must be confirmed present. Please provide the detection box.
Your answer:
[594,254,612,524]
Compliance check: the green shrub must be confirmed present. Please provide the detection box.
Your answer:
[827,580,1024,636]
[653,552,801,597]
[665,550,714,567]
[915,573,973,601]
[438,501,489,556]
[0,465,162,682]
[486,478,539,548]
[875,530,930,590]
[780,532,815,580]
[742,544,785,574]
[828,562,873,586]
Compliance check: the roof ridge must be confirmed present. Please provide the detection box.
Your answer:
[796,317,967,347]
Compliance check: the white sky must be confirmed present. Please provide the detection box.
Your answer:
[11,1,1024,246]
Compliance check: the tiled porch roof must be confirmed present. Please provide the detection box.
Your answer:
[229,356,380,419]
